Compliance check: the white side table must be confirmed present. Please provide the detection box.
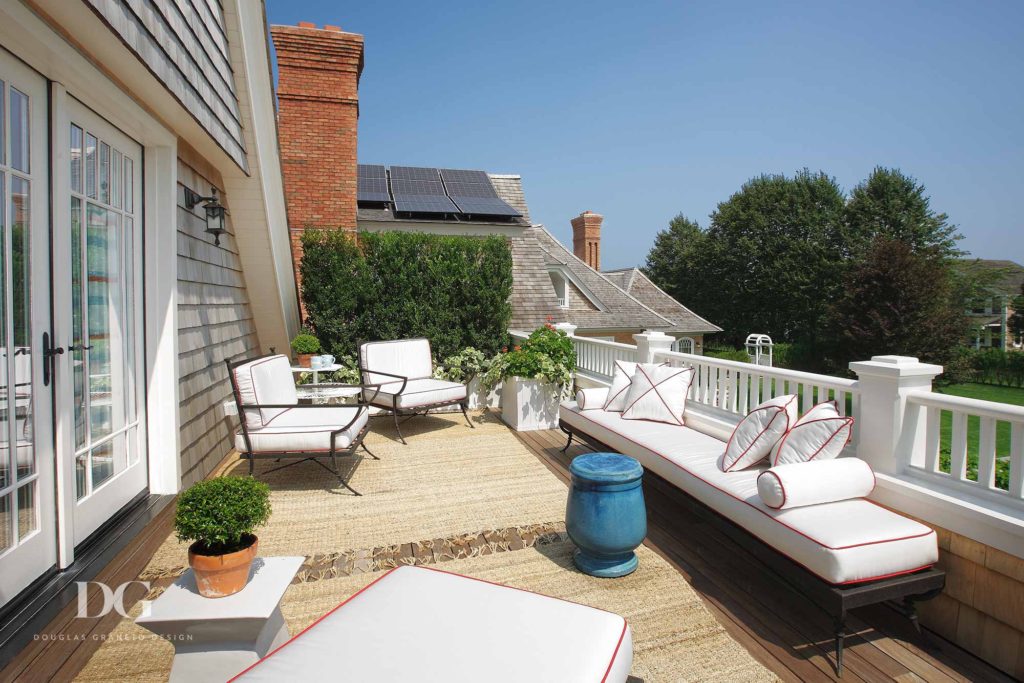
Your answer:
[290,364,342,384]
[136,556,303,682]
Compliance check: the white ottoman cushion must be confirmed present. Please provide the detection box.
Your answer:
[758,458,875,509]
[234,565,633,682]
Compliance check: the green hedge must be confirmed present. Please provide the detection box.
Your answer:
[943,347,1024,387]
[299,230,513,360]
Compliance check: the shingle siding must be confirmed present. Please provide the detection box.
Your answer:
[84,0,248,170]
[176,159,260,486]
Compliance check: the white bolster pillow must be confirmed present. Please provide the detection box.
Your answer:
[757,458,875,510]
[575,387,609,410]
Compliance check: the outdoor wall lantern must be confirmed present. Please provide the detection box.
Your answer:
[185,187,228,246]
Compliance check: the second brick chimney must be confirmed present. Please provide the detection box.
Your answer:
[270,22,364,276]
[572,210,603,271]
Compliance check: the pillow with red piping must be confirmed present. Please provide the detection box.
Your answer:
[620,364,694,426]
[718,395,798,472]
[770,400,854,466]
[603,360,665,412]
[757,458,875,509]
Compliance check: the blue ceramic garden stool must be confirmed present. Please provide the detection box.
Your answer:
[566,453,647,578]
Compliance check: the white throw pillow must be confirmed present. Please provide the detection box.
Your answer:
[621,364,694,426]
[771,400,854,466]
[719,395,798,472]
[757,458,875,509]
[603,360,665,411]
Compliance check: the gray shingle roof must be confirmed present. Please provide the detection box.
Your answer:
[958,259,1024,298]
[488,174,531,223]
[602,267,722,334]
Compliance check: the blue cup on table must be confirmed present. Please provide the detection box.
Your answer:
[319,354,335,367]
[310,355,324,369]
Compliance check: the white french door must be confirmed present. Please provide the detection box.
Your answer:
[0,50,57,604]
[54,98,146,547]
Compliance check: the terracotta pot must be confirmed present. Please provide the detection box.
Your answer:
[188,535,258,598]
[297,353,314,368]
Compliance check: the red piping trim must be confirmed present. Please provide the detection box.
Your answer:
[722,397,795,472]
[563,408,935,558]
[759,470,787,509]
[228,567,400,681]
[772,416,854,467]
[602,620,629,683]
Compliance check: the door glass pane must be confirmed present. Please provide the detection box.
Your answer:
[16,482,34,538]
[10,176,31,480]
[85,133,97,199]
[0,81,5,166]
[71,197,86,451]
[123,157,132,213]
[86,204,119,442]
[98,142,109,205]
[111,150,121,209]
[0,174,6,492]
[9,88,28,173]
[123,217,135,424]
[0,494,10,553]
[70,125,82,194]
[90,434,125,491]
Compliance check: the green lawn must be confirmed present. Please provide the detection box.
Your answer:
[934,383,1024,489]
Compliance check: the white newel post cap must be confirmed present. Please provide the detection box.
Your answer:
[633,330,674,363]
[849,355,944,473]
[554,322,577,336]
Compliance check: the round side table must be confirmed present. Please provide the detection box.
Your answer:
[565,452,647,578]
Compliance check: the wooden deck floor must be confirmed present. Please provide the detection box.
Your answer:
[514,427,1015,683]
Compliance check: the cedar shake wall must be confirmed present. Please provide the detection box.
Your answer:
[177,157,260,486]
[270,23,364,279]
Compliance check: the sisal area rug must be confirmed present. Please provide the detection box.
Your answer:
[76,412,777,682]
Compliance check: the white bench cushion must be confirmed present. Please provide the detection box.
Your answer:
[235,407,367,453]
[367,378,467,409]
[231,355,297,429]
[234,565,633,683]
[560,402,937,585]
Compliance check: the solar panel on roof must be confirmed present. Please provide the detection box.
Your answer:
[439,168,522,217]
[357,165,391,203]
[389,166,460,214]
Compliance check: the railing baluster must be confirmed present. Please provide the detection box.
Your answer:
[950,411,968,481]
[924,406,941,473]
[977,416,997,489]
[1011,423,1024,498]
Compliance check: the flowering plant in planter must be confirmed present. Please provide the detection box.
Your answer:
[482,323,576,396]
[434,347,491,384]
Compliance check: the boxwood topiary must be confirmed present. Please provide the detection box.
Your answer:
[174,477,272,555]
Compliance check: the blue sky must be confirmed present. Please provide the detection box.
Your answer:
[266,0,1023,270]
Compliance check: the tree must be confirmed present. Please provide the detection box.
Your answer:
[828,237,968,367]
[695,170,848,345]
[642,214,708,309]
[843,167,962,258]
[1010,282,1024,346]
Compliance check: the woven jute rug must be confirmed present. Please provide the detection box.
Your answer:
[76,411,777,682]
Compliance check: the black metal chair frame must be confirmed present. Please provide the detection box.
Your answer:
[560,419,946,676]
[226,354,383,496]
[358,339,474,445]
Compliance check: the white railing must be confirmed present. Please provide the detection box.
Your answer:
[556,296,567,308]
[907,392,1024,500]
[571,336,640,382]
[653,349,861,444]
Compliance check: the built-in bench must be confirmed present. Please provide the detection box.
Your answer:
[559,393,945,676]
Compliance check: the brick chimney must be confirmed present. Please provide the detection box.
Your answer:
[571,210,603,271]
[270,22,364,276]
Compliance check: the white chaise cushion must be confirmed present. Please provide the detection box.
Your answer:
[235,565,633,683]
[366,378,467,409]
[576,387,610,410]
[771,400,854,466]
[603,360,664,412]
[360,339,434,386]
[559,402,937,584]
[234,406,367,453]
[231,355,298,429]
[720,395,798,472]
[758,458,875,509]
[621,364,694,426]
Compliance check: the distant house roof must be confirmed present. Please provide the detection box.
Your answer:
[959,259,1024,297]
[602,267,722,334]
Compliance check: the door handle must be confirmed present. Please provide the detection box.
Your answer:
[42,332,65,387]
[69,344,93,352]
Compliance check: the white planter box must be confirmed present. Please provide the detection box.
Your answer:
[501,377,561,431]
[466,377,502,410]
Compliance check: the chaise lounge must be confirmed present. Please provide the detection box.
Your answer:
[560,385,945,675]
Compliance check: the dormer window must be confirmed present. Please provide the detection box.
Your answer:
[549,271,569,308]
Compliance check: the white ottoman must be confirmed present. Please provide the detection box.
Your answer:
[232,565,633,682]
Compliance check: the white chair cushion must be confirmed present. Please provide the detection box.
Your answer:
[235,565,633,683]
[758,458,875,510]
[559,402,937,584]
[235,407,367,453]
[720,395,798,472]
[231,355,297,429]
[621,364,694,426]
[603,360,664,411]
[575,387,610,410]
[771,400,854,466]
[360,339,434,386]
[366,378,467,409]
